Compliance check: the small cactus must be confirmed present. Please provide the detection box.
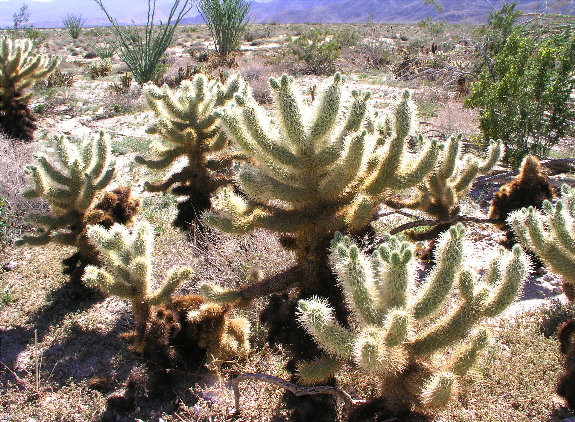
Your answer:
[508,183,575,299]
[0,37,60,140]
[297,224,528,414]
[83,222,193,343]
[405,136,503,220]
[135,74,247,229]
[15,132,134,284]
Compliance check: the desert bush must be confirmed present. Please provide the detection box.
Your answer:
[94,0,193,84]
[62,13,84,39]
[36,69,74,88]
[466,3,575,168]
[197,0,251,57]
[298,225,527,416]
[135,74,246,229]
[88,58,112,79]
[288,28,342,75]
[0,37,60,141]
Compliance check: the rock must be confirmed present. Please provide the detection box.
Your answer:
[2,261,18,271]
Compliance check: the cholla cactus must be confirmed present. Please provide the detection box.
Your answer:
[0,37,60,140]
[83,222,193,341]
[205,74,441,299]
[135,74,246,229]
[297,224,528,414]
[403,136,503,220]
[16,132,116,257]
[509,184,575,299]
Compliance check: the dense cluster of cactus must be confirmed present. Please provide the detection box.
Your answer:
[14,132,137,283]
[84,221,249,365]
[508,184,574,299]
[297,224,528,415]
[136,74,247,229]
[0,37,60,140]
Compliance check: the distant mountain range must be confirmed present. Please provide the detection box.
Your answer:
[0,0,573,28]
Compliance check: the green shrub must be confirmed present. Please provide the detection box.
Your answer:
[62,13,84,39]
[94,0,193,84]
[465,3,575,168]
[289,28,342,75]
[93,42,117,59]
[197,0,251,57]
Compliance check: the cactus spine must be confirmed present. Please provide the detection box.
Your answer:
[509,184,575,299]
[83,222,193,342]
[204,74,441,299]
[297,224,528,414]
[135,74,246,229]
[0,37,60,140]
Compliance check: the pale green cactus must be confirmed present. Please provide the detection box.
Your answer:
[509,184,575,299]
[203,74,441,301]
[83,221,193,341]
[402,136,503,220]
[0,37,60,140]
[297,224,528,414]
[16,132,114,249]
[135,73,247,229]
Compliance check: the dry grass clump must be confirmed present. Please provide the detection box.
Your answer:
[0,134,45,240]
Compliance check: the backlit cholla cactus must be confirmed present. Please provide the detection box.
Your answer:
[15,132,121,280]
[297,224,528,414]
[0,37,60,140]
[204,74,441,299]
[135,74,247,229]
[509,184,575,299]
[403,136,503,220]
[83,222,193,342]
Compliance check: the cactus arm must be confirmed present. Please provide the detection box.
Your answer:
[550,201,575,255]
[148,266,193,305]
[420,372,457,409]
[238,166,311,205]
[269,75,308,155]
[342,90,371,133]
[308,73,343,149]
[374,241,414,312]
[449,329,489,377]
[94,167,115,191]
[297,298,355,359]
[330,240,379,325]
[200,283,243,304]
[135,146,188,169]
[477,140,503,173]
[382,139,441,190]
[296,356,344,385]
[411,224,465,320]
[482,245,528,317]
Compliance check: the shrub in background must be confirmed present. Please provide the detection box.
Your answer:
[466,3,575,168]
[88,58,112,79]
[289,28,342,75]
[62,13,84,39]
[298,225,527,416]
[197,0,251,57]
[0,37,60,141]
[94,0,193,84]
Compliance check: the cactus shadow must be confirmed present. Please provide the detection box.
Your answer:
[0,278,104,370]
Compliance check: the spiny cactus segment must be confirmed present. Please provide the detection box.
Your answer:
[136,73,247,229]
[83,221,193,341]
[509,184,575,299]
[297,224,528,413]
[0,37,60,140]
